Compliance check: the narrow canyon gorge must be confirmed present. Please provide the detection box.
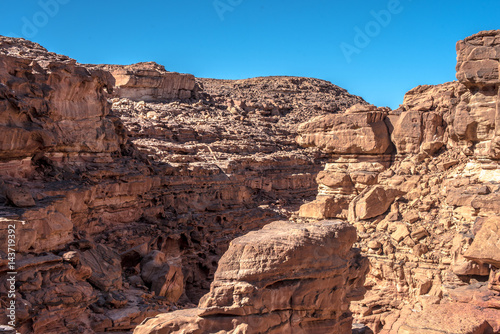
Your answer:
[0,30,499,334]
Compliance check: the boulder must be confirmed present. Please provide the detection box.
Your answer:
[134,220,369,334]
[456,30,500,88]
[464,216,500,268]
[140,251,184,303]
[297,112,391,154]
[3,184,35,207]
[397,303,499,334]
[349,186,397,221]
[298,195,349,219]
[391,224,410,243]
[79,244,123,291]
[316,170,354,189]
[392,111,444,155]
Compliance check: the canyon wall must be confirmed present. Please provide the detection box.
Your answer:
[298,30,500,334]
[95,62,197,102]
[1,29,500,334]
[0,35,366,334]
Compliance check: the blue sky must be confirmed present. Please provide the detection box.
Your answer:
[1,0,499,109]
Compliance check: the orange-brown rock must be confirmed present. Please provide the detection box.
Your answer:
[96,62,197,101]
[456,30,500,88]
[0,35,369,334]
[348,186,397,221]
[0,37,120,161]
[296,103,394,224]
[134,220,369,334]
[455,30,500,158]
[3,29,500,334]
[395,303,500,334]
[391,110,445,155]
[296,30,500,334]
[140,250,184,302]
[298,195,348,219]
[464,216,500,268]
[297,109,391,155]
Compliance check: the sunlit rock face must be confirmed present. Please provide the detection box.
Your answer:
[97,62,197,102]
[2,28,500,334]
[297,30,500,334]
[0,35,369,333]
[134,220,369,334]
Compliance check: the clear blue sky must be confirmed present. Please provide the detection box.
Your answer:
[1,0,499,109]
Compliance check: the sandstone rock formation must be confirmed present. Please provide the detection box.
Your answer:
[454,30,500,159]
[95,62,197,102]
[297,30,500,334]
[134,220,369,334]
[1,28,500,334]
[0,35,366,334]
[298,104,393,221]
[297,105,391,155]
[0,37,120,161]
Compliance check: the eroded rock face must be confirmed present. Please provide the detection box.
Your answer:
[0,35,367,334]
[396,303,499,334]
[296,30,500,334]
[464,216,500,268]
[456,30,500,88]
[455,30,500,158]
[0,37,120,161]
[2,29,500,334]
[95,62,197,102]
[348,185,397,221]
[134,220,369,334]
[297,105,391,155]
[299,156,391,221]
[140,250,184,302]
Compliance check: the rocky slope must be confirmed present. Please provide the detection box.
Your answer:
[0,36,366,334]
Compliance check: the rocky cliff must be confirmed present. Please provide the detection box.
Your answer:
[95,62,197,102]
[298,30,500,334]
[0,35,366,334]
[1,29,500,334]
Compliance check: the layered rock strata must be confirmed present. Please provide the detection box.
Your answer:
[298,104,394,221]
[95,62,197,102]
[0,35,366,334]
[2,29,500,334]
[297,30,500,334]
[134,220,369,334]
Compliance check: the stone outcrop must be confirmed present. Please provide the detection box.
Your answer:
[464,216,500,268]
[0,37,120,161]
[95,62,197,102]
[454,30,500,159]
[396,303,500,334]
[348,185,398,221]
[297,104,391,155]
[297,104,393,221]
[456,30,500,88]
[134,220,369,334]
